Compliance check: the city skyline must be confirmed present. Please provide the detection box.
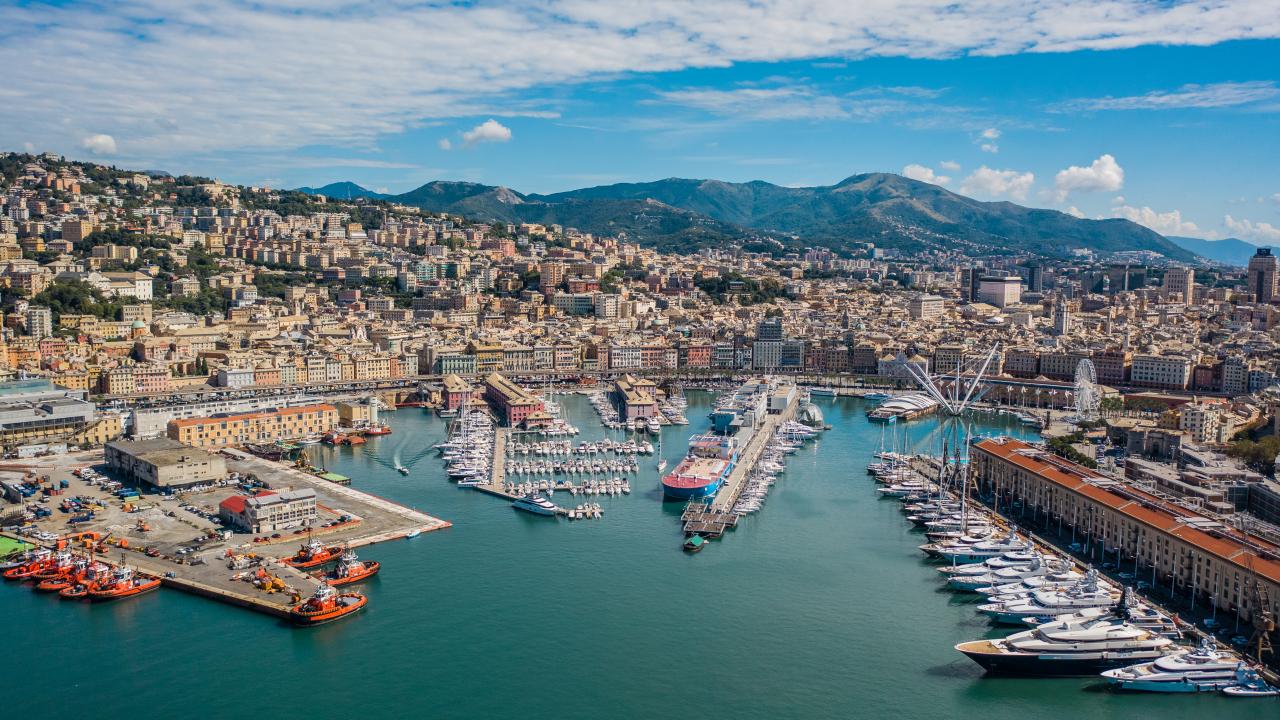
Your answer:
[1,1,1278,244]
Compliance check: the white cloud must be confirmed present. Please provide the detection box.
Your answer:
[1225,215,1280,243]
[81,133,117,155]
[902,163,950,185]
[1110,204,1212,238]
[960,166,1035,201]
[980,143,999,153]
[938,160,960,172]
[0,1,1274,168]
[980,127,1000,140]
[653,83,955,122]
[460,119,512,147]
[1056,81,1280,112]
[438,138,453,151]
[1065,206,1084,218]
[1052,153,1124,202]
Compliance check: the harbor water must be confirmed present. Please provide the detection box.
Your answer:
[5,393,1273,718]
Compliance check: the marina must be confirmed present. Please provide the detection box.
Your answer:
[3,393,1276,719]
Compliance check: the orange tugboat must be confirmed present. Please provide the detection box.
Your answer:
[87,566,161,601]
[34,556,92,592]
[46,559,112,596]
[31,551,78,581]
[289,583,367,626]
[3,549,53,580]
[364,424,392,436]
[314,550,380,586]
[283,539,346,568]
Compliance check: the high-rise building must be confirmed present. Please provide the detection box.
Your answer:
[1162,266,1195,303]
[977,276,1022,308]
[959,266,984,302]
[1052,301,1072,336]
[1025,262,1044,292]
[26,305,52,339]
[757,316,784,342]
[1108,264,1147,294]
[1247,248,1279,304]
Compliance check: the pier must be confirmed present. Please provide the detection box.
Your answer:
[679,383,801,538]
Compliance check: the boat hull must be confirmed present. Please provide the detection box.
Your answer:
[956,641,1168,677]
[88,579,161,601]
[660,478,722,500]
[325,561,381,587]
[290,595,368,626]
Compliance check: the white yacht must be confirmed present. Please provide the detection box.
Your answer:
[978,573,1120,625]
[511,494,560,517]
[1101,638,1242,692]
[956,614,1174,676]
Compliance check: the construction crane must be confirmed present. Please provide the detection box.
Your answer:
[1245,555,1275,663]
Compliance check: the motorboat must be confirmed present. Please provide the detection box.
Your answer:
[1221,665,1280,697]
[511,494,560,516]
[395,464,410,476]
[1101,638,1242,692]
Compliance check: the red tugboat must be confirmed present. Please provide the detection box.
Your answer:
[283,539,346,568]
[34,556,93,592]
[87,566,161,601]
[364,424,392,436]
[2,549,53,580]
[290,583,367,626]
[31,551,78,581]
[314,550,380,587]
[50,560,113,597]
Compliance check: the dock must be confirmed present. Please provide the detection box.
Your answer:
[709,394,799,513]
[680,383,801,537]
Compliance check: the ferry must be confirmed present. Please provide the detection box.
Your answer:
[290,584,368,626]
[283,539,346,568]
[315,551,380,587]
[660,434,737,500]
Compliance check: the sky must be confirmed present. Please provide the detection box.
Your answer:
[2,0,1279,243]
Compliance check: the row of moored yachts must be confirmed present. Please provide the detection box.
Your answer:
[507,439,654,456]
[869,453,1277,697]
[436,411,496,484]
[731,421,820,515]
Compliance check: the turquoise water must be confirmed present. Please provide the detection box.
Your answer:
[5,393,1275,718]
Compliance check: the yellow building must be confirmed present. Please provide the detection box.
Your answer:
[167,403,338,448]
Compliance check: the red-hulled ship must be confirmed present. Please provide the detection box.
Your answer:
[2,549,54,580]
[87,566,161,601]
[314,550,380,587]
[31,551,78,581]
[290,583,367,626]
[283,539,346,568]
[660,434,737,500]
[364,424,392,436]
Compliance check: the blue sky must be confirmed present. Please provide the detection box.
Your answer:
[1,1,1278,243]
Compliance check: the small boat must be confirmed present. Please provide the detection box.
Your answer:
[1221,665,1280,697]
[364,424,392,436]
[512,493,560,516]
[405,529,421,539]
[315,551,380,587]
[683,535,707,553]
[283,539,345,568]
[59,584,89,599]
[87,566,161,601]
[290,584,368,626]
[395,464,410,476]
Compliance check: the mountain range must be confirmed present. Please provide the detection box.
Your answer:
[296,173,1197,261]
[1164,236,1273,267]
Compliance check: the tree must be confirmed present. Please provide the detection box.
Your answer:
[1225,436,1280,474]
[32,280,123,322]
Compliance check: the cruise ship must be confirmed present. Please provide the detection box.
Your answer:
[660,434,737,500]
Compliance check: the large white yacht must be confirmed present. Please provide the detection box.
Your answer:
[956,613,1174,676]
[1101,638,1243,692]
[511,494,560,516]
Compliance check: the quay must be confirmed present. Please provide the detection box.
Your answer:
[679,381,801,538]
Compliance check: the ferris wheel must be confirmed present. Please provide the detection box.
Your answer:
[1074,359,1100,421]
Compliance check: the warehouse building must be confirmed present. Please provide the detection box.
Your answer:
[104,437,227,489]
